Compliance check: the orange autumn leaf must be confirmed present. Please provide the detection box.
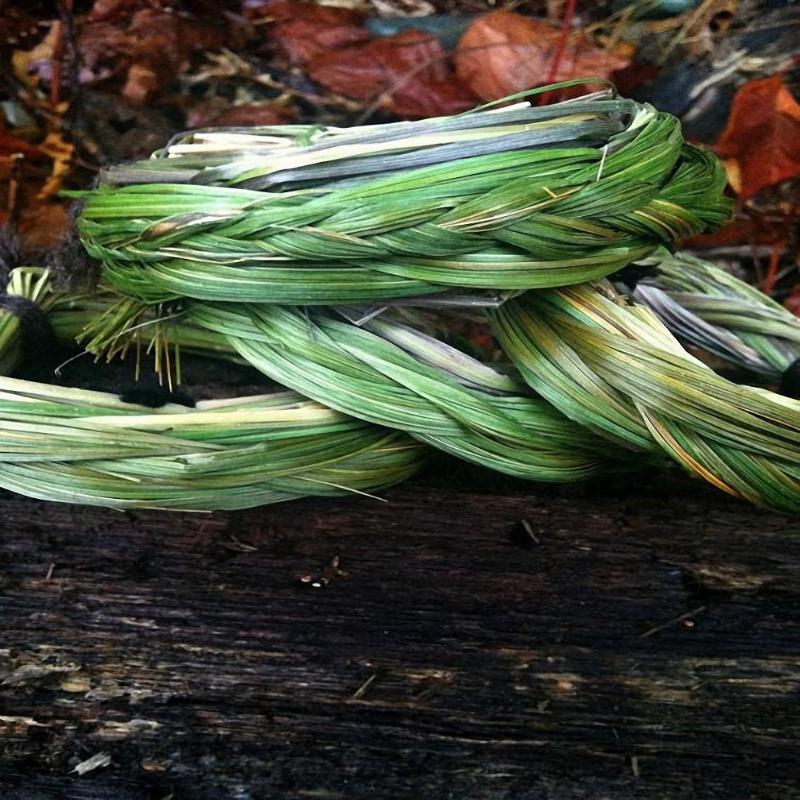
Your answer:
[454,10,628,102]
[37,131,73,201]
[714,74,800,200]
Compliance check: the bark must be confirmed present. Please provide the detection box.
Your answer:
[0,463,799,799]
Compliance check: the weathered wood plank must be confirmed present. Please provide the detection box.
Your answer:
[1,463,799,799]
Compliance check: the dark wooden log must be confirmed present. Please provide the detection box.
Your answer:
[1,460,799,799]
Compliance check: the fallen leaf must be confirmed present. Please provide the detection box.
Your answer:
[12,20,62,90]
[17,202,72,256]
[74,8,225,104]
[681,217,786,250]
[193,102,293,128]
[0,131,42,160]
[610,61,660,97]
[89,0,165,23]
[121,63,160,105]
[248,0,369,65]
[714,74,800,200]
[309,30,475,118]
[454,10,629,102]
[69,21,130,85]
[37,131,73,200]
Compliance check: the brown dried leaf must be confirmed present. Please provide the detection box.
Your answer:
[76,8,225,104]
[18,202,72,256]
[89,0,168,23]
[785,285,800,317]
[247,0,369,65]
[309,30,475,119]
[0,131,42,160]
[188,102,294,128]
[454,10,629,102]
[121,63,160,105]
[12,21,62,90]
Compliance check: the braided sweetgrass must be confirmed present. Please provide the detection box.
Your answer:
[76,85,730,306]
[183,301,641,481]
[63,82,800,512]
[0,269,425,510]
[492,283,800,512]
[620,252,800,380]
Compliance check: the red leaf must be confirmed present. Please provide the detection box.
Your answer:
[188,102,293,128]
[309,30,475,119]
[454,10,629,102]
[0,132,43,160]
[680,218,784,250]
[88,0,164,23]
[247,0,369,65]
[714,74,800,200]
[610,61,660,97]
[785,285,800,317]
[76,8,225,104]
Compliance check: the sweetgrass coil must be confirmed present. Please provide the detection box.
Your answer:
[622,252,800,378]
[76,85,730,306]
[491,282,800,512]
[67,83,800,512]
[183,301,642,482]
[0,268,426,511]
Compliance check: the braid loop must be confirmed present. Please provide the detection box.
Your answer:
[0,269,425,510]
[492,283,800,511]
[58,84,800,512]
[78,97,729,305]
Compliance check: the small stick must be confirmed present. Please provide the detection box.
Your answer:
[350,673,378,701]
[520,519,540,545]
[640,605,707,638]
[541,0,578,102]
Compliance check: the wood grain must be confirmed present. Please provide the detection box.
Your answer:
[1,461,799,799]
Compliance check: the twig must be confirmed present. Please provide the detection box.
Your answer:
[657,0,719,65]
[640,605,707,638]
[5,155,24,227]
[350,673,379,701]
[545,0,577,85]
[520,519,540,545]
[762,243,782,296]
[188,50,363,114]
